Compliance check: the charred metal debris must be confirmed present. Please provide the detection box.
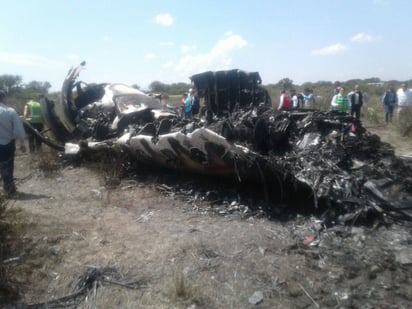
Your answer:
[32,62,412,225]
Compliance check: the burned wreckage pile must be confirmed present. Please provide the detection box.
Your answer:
[34,63,412,225]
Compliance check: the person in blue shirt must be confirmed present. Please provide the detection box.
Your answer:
[302,88,315,108]
[0,91,27,196]
[184,89,193,120]
[381,84,398,123]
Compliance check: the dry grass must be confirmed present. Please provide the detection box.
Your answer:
[78,147,128,189]
[35,150,61,176]
[364,107,381,125]
[0,196,23,304]
[171,269,202,306]
[397,106,412,137]
[0,195,11,287]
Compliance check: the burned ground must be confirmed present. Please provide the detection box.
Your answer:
[0,133,411,308]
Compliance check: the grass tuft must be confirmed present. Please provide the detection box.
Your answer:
[397,106,412,137]
[170,269,203,307]
[35,150,61,176]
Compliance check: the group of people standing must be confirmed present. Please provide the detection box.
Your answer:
[277,82,412,125]
[277,88,315,111]
[381,83,412,123]
[330,85,364,119]
[0,91,44,196]
[329,83,412,124]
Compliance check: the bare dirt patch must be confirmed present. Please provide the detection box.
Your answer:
[1,144,412,308]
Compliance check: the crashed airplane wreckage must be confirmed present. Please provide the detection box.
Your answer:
[34,62,412,224]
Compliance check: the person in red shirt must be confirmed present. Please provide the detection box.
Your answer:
[278,90,291,111]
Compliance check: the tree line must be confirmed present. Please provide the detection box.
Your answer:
[2,73,411,102]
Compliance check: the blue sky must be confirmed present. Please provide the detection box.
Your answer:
[1,0,411,91]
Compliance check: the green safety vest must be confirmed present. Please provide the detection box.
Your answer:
[26,101,43,124]
[335,94,349,112]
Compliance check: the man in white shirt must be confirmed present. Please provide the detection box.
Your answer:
[396,83,412,121]
[0,91,26,196]
[290,89,299,109]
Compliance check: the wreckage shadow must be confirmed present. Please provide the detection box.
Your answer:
[12,192,49,201]
[130,167,317,222]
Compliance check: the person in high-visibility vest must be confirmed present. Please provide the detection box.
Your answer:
[23,99,44,152]
[331,87,350,113]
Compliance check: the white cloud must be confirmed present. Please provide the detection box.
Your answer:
[155,13,174,26]
[212,33,247,55]
[0,52,63,66]
[181,45,197,54]
[173,33,247,78]
[103,35,112,42]
[145,53,156,60]
[311,43,348,56]
[351,32,382,43]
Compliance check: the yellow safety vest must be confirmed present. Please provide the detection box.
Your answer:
[24,101,43,124]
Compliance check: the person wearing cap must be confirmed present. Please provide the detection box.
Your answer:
[0,91,27,196]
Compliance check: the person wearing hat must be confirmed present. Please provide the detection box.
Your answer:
[0,91,27,196]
